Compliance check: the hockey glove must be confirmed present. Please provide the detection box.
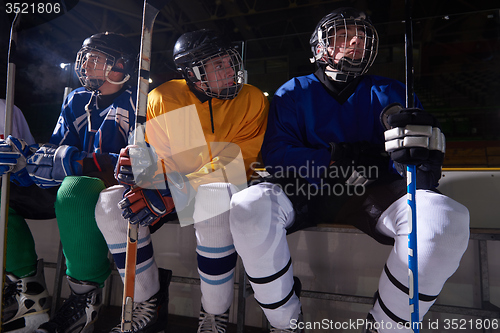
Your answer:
[26,144,87,188]
[329,141,391,185]
[381,103,445,189]
[381,103,445,165]
[118,186,175,226]
[0,136,38,186]
[115,145,157,187]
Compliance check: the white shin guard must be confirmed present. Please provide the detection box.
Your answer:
[193,182,240,315]
[95,185,159,303]
[371,190,470,332]
[230,183,301,329]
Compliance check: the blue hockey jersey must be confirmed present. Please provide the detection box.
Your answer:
[50,86,136,155]
[261,74,422,185]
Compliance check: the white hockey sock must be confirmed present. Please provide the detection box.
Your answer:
[193,182,239,315]
[370,190,469,332]
[95,185,159,302]
[230,183,301,329]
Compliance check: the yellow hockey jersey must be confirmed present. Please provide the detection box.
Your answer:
[146,79,269,189]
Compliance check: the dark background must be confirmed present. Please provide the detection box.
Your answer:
[1,0,499,166]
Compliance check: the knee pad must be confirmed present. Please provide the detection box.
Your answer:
[95,185,127,233]
[56,176,105,209]
[230,183,294,237]
[193,182,239,224]
[416,190,470,252]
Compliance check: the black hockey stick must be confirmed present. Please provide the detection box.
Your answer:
[0,12,21,324]
[121,0,170,331]
[404,0,420,331]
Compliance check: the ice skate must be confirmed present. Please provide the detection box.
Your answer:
[2,259,50,333]
[109,268,172,333]
[197,305,229,333]
[35,277,102,333]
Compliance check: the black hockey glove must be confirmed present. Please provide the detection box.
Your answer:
[328,141,391,185]
[381,103,445,165]
[380,103,445,189]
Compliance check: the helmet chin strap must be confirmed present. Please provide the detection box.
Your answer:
[324,57,364,82]
[106,73,130,85]
[325,68,349,82]
[105,63,130,85]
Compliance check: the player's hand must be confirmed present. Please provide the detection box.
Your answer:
[80,153,119,188]
[329,141,390,185]
[26,144,86,188]
[0,136,38,186]
[115,145,157,187]
[380,103,445,189]
[118,186,175,226]
[329,141,388,168]
[381,103,445,165]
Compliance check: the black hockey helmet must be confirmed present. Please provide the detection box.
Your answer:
[75,32,138,91]
[173,29,244,99]
[310,7,378,82]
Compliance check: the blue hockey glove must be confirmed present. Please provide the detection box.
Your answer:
[115,145,157,187]
[26,144,87,188]
[380,103,445,189]
[118,186,175,227]
[0,136,38,186]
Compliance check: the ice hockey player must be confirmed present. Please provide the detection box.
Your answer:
[0,32,172,333]
[228,7,470,333]
[0,100,51,332]
[94,29,269,333]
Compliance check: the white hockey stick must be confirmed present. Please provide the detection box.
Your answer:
[0,12,21,323]
[121,0,170,331]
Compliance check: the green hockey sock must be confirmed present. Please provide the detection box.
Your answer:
[6,207,37,278]
[56,176,110,286]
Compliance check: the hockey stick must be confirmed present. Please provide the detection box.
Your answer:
[404,0,420,331]
[0,12,21,325]
[121,0,170,331]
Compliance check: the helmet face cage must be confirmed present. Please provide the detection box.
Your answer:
[312,11,378,81]
[75,46,116,91]
[189,48,244,99]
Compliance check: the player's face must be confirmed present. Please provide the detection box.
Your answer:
[327,25,366,63]
[81,51,109,81]
[201,54,236,93]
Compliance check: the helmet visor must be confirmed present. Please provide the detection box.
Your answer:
[318,17,378,81]
[75,47,116,90]
[193,49,244,99]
